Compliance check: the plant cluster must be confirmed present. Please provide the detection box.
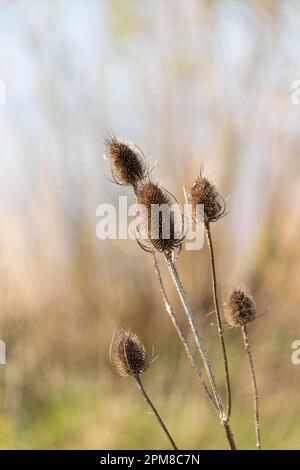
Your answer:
[106,136,262,450]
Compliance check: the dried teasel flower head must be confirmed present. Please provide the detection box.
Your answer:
[188,171,226,224]
[110,328,149,377]
[225,287,257,328]
[135,181,184,254]
[104,136,147,189]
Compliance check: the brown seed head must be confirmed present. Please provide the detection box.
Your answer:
[225,287,256,328]
[104,136,147,188]
[135,181,183,253]
[110,328,149,377]
[189,172,226,223]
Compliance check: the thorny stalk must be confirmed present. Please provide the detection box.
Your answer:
[242,325,261,450]
[135,374,178,450]
[205,222,232,418]
[164,252,237,450]
[151,252,218,411]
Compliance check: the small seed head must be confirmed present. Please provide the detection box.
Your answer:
[189,172,225,223]
[135,181,183,253]
[104,136,147,187]
[225,287,256,328]
[110,328,149,377]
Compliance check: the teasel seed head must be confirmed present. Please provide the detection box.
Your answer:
[104,136,147,188]
[189,171,226,224]
[225,287,257,328]
[110,328,149,377]
[135,181,184,254]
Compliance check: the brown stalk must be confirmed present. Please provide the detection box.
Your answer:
[164,252,237,450]
[205,221,232,418]
[135,374,178,450]
[241,325,261,450]
[152,252,218,411]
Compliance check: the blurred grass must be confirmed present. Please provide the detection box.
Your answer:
[0,174,300,450]
[1,353,300,449]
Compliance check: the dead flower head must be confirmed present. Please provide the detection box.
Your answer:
[135,181,184,254]
[104,136,147,189]
[225,287,257,328]
[188,171,226,224]
[110,328,149,377]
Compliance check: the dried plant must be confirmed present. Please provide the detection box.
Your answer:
[135,180,184,254]
[106,135,265,451]
[106,136,237,450]
[110,328,178,450]
[189,171,226,224]
[225,287,262,449]
[225,287,256,328]
[188,172,232,418]
[134,171,236,448]
[110,328,149,377]
[104,136,147,190]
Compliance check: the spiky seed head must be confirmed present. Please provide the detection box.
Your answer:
[225,287,256,328]
[104,136,147,187]
[110,328,149,377]
[136,181,170,207]
[189,172,226,223]
[135,181,183,254]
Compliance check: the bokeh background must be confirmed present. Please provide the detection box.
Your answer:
[0,0,300,449]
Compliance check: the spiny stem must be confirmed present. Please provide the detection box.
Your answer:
[164,253,237,450]
[164,253,221,412]
[205,222,232,418]
[135,374,178,450]
[223,420,236,451]
[241,325,262,450]
[151,252,218,411]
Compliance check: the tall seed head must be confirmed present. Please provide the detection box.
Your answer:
[136,181,183,254]
[189,172,226,224]
[104,136,147,188]
[225,287,256,328]
[110,328,149,377]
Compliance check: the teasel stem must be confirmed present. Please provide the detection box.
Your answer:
[135,374,178,450]
[151,252,218,411]
[205,222,232,418]
[164,253,221,410]
[164,253,237,450]
[223,421,237,451]
[241,325,261,450]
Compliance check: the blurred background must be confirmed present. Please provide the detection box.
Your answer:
[0,0,300,449]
